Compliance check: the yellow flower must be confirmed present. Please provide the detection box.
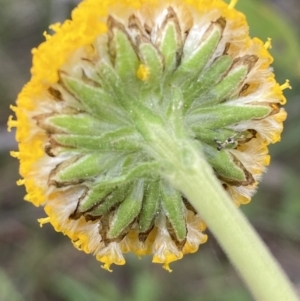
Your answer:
[8,0,289,272]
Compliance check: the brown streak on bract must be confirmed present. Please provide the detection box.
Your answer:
[144,23,152,37]
[183,197,197,214]
[166,218,187,251]
[237,129,257,144]
[107,15,138,65]
[157,7,183,66]
[83,192,121,221]
[33,113,67,134]
[216,153,255,187]
[84,214,103,222]
[106,219,137,244]
[69,186,90,220]
[99,214,111,244]
[107,15,118,63]
[136,35,165,69]
[48,133,71,149]
[44,142,56,157]
[48,155,84,187]
[204,18,224,46]
[231,153,255,186]
[232,54,259,73]
[223,42,231,55]
[269,103,281,115]
[48,87,63,101]
[58,72,91,113]
[81,69,101,88]
[138,224,155,242]
[197,17,225,50]
[239,83,250,96]
[128,14,148,44]
[44,137,68,157]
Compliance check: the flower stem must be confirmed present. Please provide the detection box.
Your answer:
[146,125,299,301]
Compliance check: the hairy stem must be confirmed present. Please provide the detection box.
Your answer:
[147,124,299,301]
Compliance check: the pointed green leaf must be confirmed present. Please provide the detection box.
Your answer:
[51,152,125,184]
[76,187,114,214]
[187,104,271,130]
[110,21,140,81]
[193,64,249,107]
[47,113,116,135]
[173,18,224,84]
[203,143,253,185]
[85,185,129,218]
[61,74,127,124]
[87,161,160,190]
[160,181,186,242]
[183,55,233,109]
[108,179,144,238]
[138,180,160,233]
[158,8,182,72]
[52,127,142,151]
[138,41,163,85]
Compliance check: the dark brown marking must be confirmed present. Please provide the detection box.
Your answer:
[100,215,135,246]
[237,129,257,144]
[138,224,155,242]
[81,69,101,88]
[156,7,183,67]
[84,196,121,222]
[239,83,250,96]
[232,55,259,73]
[128,14,149,44]
[69,186,90,220]
[144,23,152,36]
[48,87,63,101]
[33,113,66,134]
[223,42,231,55]
[217,153,255,186]
[44,142,56,157]
[48,155,85,187]
[99,214,111,245]
[107,15,137,65]
[183,197,197,214]
[166,218,186,250]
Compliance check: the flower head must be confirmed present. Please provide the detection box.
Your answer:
[8,0,288,272]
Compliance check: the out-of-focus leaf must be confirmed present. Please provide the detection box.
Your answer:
[53,274,114,301]
[278,169,300,240]
[130,271,161,301]
[270,119,300,157]
[0,268,25,301]
[236,0,300,82]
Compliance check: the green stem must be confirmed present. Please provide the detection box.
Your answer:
[146,126,299,301]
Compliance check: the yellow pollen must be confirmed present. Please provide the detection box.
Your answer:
[280,79,292,90]
[136,64,149,81]
[163,263,173,273]
[9,105,17,112]
[73,240,83,250]
[43,31,52,41]
[49,22,61,32]
[38,217,50,227]
[228,0,238,9]
[101,263,113,272]
[10,151,20,159]
[16,179,25,186]
[7,116,18,132]
[264,38,272,50]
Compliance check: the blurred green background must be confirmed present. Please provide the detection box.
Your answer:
[1,0,299,300]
